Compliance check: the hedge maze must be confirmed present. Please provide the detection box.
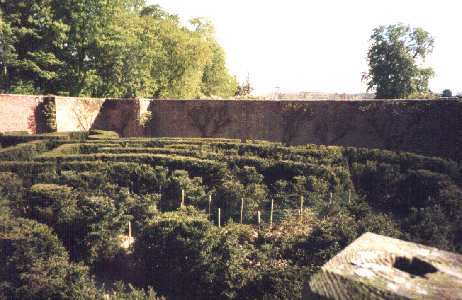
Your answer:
[1,130,461,299]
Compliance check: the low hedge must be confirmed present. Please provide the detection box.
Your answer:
[32,153,227,186]
[87,130,119,140]
[343,147,458,178]
[36,144,81,157]
[0,161,58,185]
[0,140,49,161]
[0,132,71,148]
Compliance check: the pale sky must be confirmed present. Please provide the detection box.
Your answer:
[146,0,462,96]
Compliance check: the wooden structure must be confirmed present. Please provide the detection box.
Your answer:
[304,232,462,299]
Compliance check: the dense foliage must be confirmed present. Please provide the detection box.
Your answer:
[0,1,238,99]
[362,23,435,99]
[1,131,461,299]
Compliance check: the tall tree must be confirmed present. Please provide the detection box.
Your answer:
[142,8,211,99]
[362,23,435,99]
[189,17,238,98]
[0,0,69,94]
[1,1,237,99]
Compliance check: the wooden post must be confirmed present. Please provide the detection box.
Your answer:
[348,189,351,204]
[208,195,212,220]
[330,192,333,204]
[240,198,244,224]
[218,208,221,228]
[258,211,261,230]
[301,195,304,212]
[270,199,274,228]
[128,221,131,247]
[181,189,185,207]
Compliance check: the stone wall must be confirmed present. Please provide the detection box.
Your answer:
[1,95,461,163]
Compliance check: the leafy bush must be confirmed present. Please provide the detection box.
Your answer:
[0,217,102,299]
[0,140,48,161]
[134,207,307,300]
[160,170,208,212]
[0,132,70,148]
[88,130,120,140]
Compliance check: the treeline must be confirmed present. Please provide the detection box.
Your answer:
[1,131,461,299]
[0,1,238,99]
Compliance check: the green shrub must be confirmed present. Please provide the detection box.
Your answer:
[37,143,81,157]
[0,140,48,161]
[0,132,70,148]
[0,172,25,212]
[67,131,90,141]
[0,217,103,299]
[134,208,260,300]
[160,170,208,212]
[88,130,119,140]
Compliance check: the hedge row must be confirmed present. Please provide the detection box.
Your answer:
[0,161,58,186]
[32,153,227,186]
[342,147,458,178]
[0,132,71,148]
[37,144,82,157]
[0,140,49,161]
[98,147,199,157]
[223,155,353,192]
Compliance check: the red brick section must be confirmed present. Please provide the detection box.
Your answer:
[54,96,104,132]
[0,94,43,134]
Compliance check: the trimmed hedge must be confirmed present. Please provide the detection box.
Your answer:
[343,147,458,178]
[0,140,48,161]
[0,132,71,148]
[32,153,227,187]
[36,144,81,157]
[87,130,119,140]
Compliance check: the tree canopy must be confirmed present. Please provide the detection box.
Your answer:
[0,0,238,99]
[362,23,435,99]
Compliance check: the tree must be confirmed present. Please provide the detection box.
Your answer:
[1,1,237,99]
[362,23,435,99]
[236,70,254,96]
[188,17,238,98]
[0,0,69,94]
[441,89,452,97]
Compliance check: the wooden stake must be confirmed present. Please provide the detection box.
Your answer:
[218,208,221,228]
[240,198,244,224]
[258,211,261,230]
[208,195,212,220]
[181,189,185,207]
[348,189,351,204]
[270,199,274,228]
[300,195,304,212]
[330,192,333,204]
[128,221,131,247]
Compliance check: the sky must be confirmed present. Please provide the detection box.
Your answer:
[146,0,461,96]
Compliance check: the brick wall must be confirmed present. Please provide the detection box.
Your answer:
[146,99,462,162]
[0,94,43,134]
[55,97,105,132]
[1,95,461,163]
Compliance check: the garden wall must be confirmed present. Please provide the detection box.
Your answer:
[1,94,461,163]
[146,99,462,163]
[0,94,43,133]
